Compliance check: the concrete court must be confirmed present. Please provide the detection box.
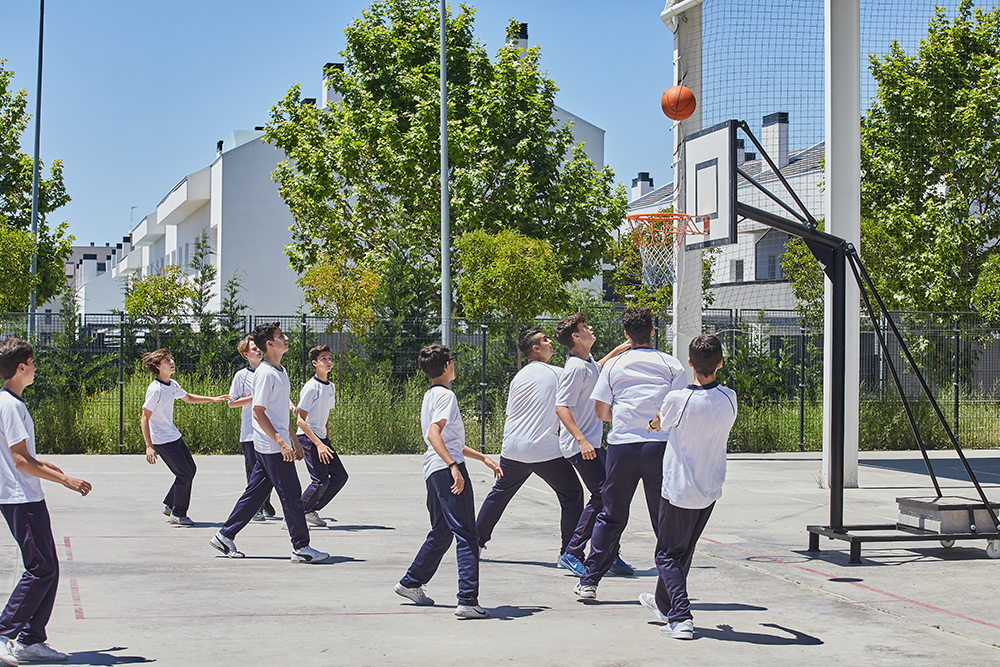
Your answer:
[1,450,998,666]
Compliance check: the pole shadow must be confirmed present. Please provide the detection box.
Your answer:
[65,646,155,664]
[695,623,823,645]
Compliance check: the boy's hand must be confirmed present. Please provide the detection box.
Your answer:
[65,477,91,496]
[647,414,662,433]
[317,443,334,464]
[214,395,230,403]
[483,456,502,479]
[278,437,295,462]
[145,446,158,464]
[450,466,465,494]
[579,440,596,460]
[293,440,305,461]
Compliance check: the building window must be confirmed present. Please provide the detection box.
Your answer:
[734,259,744,283]
[755,229,789,281]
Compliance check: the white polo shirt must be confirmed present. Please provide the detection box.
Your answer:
[296,376,336,440]
[228,367,256,443]
[659,381,738,509]
[252,360,292,455]
[0,389,44,504]
[555,354,603,458]
[590,347,687,444]
[142,378,187,445]
[421,384,466,479]
[501,361,563,463]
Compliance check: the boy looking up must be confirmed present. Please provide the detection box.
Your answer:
[296,345,349,527]
[227,336,276,521]
[395,344,501,619]
[641,334,737,639]
[0,338,91,665]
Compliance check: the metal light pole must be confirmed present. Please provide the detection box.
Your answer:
[439,0,452,347]
[28,0,45,339]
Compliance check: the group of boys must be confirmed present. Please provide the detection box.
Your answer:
[397,307,737,639]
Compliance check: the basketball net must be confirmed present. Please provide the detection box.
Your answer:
[626,213,709,288]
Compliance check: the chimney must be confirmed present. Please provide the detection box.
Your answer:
[506,22,528,51]
[216,140,223,157]
[762,112,789,169]
[631,172,654,201]
[302,98,317,107]
[322,63,344,108]
[736,138,745,166]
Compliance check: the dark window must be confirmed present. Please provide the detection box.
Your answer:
[755,229,789,281]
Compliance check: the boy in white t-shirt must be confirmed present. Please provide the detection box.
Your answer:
[227,336,276,521]
[552,313,631,577]
[395,344,501,619]
[296,345,348,527]
[640,334,737,640]
[476,328,584,561]
[574,307,687,600]
[0,338,91,666]
[141,348,228,525]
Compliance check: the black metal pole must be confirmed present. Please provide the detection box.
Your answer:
[300,314,307,382]
[28,0,45,340]
[954,317,960,439]
[798,323,805,452]
[654,315,660,350]
[830,245,846,532]
[119,312,125,454]
[480,316,488,453]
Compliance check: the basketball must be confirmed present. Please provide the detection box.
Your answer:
[661,85,696,121]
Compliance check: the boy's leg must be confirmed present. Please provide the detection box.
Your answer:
[313,439,348,511]
[298,435,328,511]
[300,437,349,513]
[653,500,715,622]
[242,441,274,515]
[259,453,310,550]
[441,466,480,606]
[152,437,197,516]
[565,448,607,560]
[529,457,584,554]
[400,469,457,592]
[639,441,667,537]
[474,457,532,548]
[219,459,274,540]
[580,442,642,587]
[0,501,59,646]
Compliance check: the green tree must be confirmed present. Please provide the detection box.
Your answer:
[265,0,626,296]
[123,265,197,348]
[0,61,73,307]
[187,229,218,335]
[0,225,38,312]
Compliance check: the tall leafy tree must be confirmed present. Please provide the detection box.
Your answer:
[0,60,73,308]
[123,265,196,348]
[187,229,218,335]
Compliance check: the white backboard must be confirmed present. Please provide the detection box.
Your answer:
[683,120,738,249]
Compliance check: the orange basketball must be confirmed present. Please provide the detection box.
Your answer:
[661,85,696,121]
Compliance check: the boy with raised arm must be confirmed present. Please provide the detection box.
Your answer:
[574,307,687,600]
[227,336,276,521]
[211,322,329,563]
[0,338,91,665]
[296,345,348,527]
[141,348,228,526]
[640,334,737,639]
[395,344,501,619]
[552,313,631,576]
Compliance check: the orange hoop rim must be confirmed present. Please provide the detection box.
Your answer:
[626,213,710,248]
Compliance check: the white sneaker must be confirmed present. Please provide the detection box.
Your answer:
[168,514,194,526]
[279,519,288,531]
[291,545,329,563]
[394,582,434,606]
[304,511,327,527]
[639,592,669,622]
[12,640,69,662]
[455,604,490,619]
[210,533,245,558]
[161,504,172,517]
[251,510,266,522]
[660,619,694,639]
[0,639,17,666]
[573,582,597,599]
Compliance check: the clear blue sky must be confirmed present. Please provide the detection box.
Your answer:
[2,1,675,246]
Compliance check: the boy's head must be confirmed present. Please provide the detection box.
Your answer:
[517,327,553,361]
[237,335,255,360]
[252,322,285,352]
[418,344,455,379]
[141,348,173,374]
[0,338,34,381]
[621,307,653,346]
[689,334,724,377]
[554,313,592,350]
[309,344,333,371]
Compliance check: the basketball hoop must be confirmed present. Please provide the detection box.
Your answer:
[626,213,709,288]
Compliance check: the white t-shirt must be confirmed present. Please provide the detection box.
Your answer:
[501,361,563,463]
[296,376,336,439]
[252,361,292,455]
[421,384,466,480]
[142,378,187,445]
[228,367,256,443]
[555,354,603,458]
[0,389,44,504]
[590,348,687,444]
[659,381,738,509]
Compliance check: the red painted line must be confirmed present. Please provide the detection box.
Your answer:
[69,579,85,620]
[699,536,1000,631]
[77,610,457,620]
[63,536,73,562]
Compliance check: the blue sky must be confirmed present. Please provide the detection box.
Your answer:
[1,1,675,246]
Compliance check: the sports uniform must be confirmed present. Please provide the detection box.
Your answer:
[296,376,348,516]
[143,378,196,518]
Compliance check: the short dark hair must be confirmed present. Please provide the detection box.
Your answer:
[309,344,332,363]
[141,348,172,373]
[554,313,587,350]
[252,322,282,351]
[0,338,33,381]
[621,307,652,346]
[689,334,724,376]
[418,344,453,379]
[517,328,544,357]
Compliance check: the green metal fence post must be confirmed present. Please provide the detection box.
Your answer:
[119,312,125,454]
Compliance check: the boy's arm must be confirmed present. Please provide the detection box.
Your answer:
[182,393,229,404]
[647,412,662,432]
[10,442,91,495]
[594,400,612,422]
[596,340,631,368]
[555,406,596,460]
[254,405,302,461]
[296,409,333,463]
[461,446,502,479]
[141,408,157,464]
[228,396,252,408]
[427,420,464,494]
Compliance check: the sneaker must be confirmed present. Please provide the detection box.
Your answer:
[210,533,245,558]
[169,514,194,526]
[279,519,288,531]
[304,510,327,528]
[0,639,17,667]
[394,582,434,606]
[660,619,694,639]
[11,640,68,662]
[161,504,172,517]
[252,510,266,522]
[262,501,276,518]
[455,604,490,619]
[573,582,597,599]
[639,592,669,623]
[291,545,329,563]
[557,553,585,576]
[609,554,634,576]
